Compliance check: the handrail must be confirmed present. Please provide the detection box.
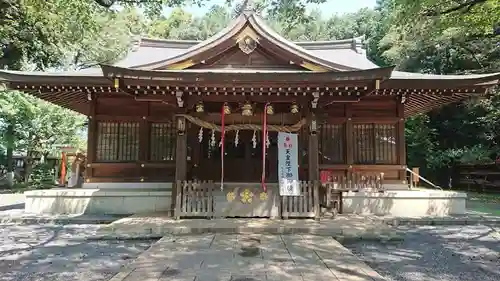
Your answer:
[406,167,442,190]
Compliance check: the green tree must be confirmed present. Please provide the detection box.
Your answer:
[0,91,86,184]
[1,0,139,187]
[374,0,500,184]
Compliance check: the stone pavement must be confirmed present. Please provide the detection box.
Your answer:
[0,209,122,224]
[95,213,400,241]
[109,233,386,281]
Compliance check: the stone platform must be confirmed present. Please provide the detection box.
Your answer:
[22,184,467,218]
[109,233,387,281]
[343,189,467,217]
[24,185,172,215]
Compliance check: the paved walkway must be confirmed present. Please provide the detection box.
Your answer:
[96,213,398,240]
[110,234,386,281]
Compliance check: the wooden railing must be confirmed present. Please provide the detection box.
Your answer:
[322,172,384,191]
[173,175,386,219]
[175,180,214,219]
[174,180,322,219]
[281,181,320,219]
[454,163,500,192]
[320,172,384,214]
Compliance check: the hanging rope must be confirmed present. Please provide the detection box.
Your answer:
[261,104,268,192]
[220,105,225,191]
[176,114,306,132]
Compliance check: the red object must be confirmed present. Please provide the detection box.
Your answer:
[320,170,333,184]
[262,104,268,192]
[60,152,66,185]
[220,104,225,189]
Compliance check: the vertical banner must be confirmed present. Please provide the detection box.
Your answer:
[278,132,300,196]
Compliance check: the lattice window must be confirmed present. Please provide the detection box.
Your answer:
[353,123,397,164]
[149,122,176,161]
[319,123,345,164]
[375,124,397,164]
[96,122,139,162]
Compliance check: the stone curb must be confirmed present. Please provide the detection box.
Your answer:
[383,217,500,226]
[3,214,500,227]
[88,226,405,242]
[0,216,119,225]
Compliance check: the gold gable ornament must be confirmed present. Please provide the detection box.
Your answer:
[239,36,257,54]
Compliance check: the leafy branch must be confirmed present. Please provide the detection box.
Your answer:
[424,0,488,16]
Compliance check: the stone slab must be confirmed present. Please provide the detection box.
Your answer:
[94,214,400,241]
[109,234,387,281]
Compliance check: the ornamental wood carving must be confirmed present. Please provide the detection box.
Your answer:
[238,36,257,54]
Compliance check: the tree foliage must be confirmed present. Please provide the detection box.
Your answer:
[1,0,142,186]
[375,0,500,184]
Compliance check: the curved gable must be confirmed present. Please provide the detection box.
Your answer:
[129,13,360,72]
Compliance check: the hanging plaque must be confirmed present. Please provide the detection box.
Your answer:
[278,132,300,196]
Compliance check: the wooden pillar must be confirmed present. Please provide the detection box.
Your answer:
[345,104,353,165]
[345,104,353,184]
[85,96,97,182]
[139,117,149,162]
[172,116,187,216]
[138,104,150,182]
[308,113,319,181]
[397,102,406,182]
[175,116,188,181]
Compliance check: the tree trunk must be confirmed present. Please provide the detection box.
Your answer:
[24,153,33,185]
[6,123,14,188]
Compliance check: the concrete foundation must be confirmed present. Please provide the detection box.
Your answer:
[23,183,466,217]
[342,190,467,216]
[24,186,172,215]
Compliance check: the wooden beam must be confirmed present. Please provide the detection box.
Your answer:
[187,94,310,104]
[319,164,405,170]
[86,162,175,168]
[323,116,400,124]
[197,112,302,125]
[95,115,176,122]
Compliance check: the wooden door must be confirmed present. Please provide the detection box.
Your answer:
[192,129,279,182]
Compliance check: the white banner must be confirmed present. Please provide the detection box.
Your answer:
[278,132,300,196]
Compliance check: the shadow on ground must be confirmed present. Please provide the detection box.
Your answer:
[343,225,500,281]
[0,224,156,281]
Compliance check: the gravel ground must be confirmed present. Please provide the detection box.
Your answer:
[0,224,156,281]
[343,225,500,281]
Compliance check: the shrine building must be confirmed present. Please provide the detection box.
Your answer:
[1,11,499,218]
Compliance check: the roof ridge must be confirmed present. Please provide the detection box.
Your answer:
[139,38,198,49]
[138,35,367,51]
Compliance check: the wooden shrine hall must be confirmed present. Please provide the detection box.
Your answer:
[1,10,499,218]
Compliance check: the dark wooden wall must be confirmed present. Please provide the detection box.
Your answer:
[315,97,406,184]
[86,95,177,183]
[85,94,406,184]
